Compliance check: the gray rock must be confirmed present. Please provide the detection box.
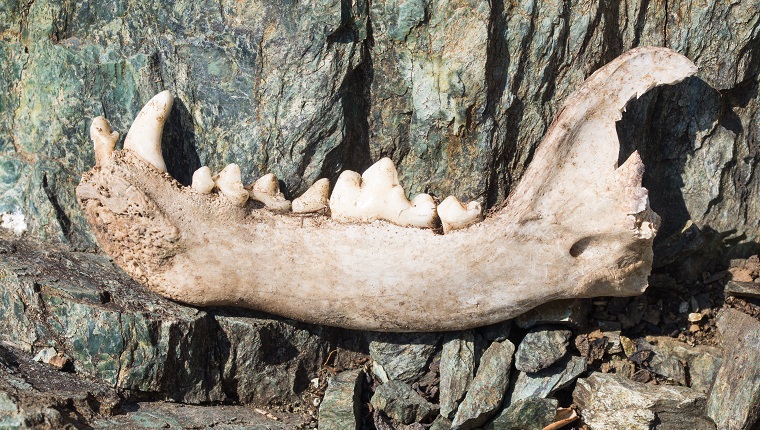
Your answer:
[706,309,760,430]
[514,327,572,373]
[506,355,587,406]
[649,353,687,386]
[429,415,453,430]
[452,339,515,430]
[574,372,715,430]
[516,299,590,329]
[485,397,558,430]
[724,281,760,299]
[319,369,363,430]
[646,336,722,392]
[439,331,475,418]
[369,332,440,384]
[371,380,438,425]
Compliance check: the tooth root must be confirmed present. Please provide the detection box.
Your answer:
[191,166,215,194]
[214,164,249,206]
[250,173,292,212]
[438,196,483,233]
[292,178,330,214]
[90,117,119,166]
[123,91,173,172]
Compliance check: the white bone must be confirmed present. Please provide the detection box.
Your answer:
[292,178,330,214]
[123,91,173,172]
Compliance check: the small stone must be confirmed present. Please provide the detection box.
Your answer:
[706,308,760,429]
[439,331,475,419]
[368,333,440,384]
[515,299,590,329]
[506,355,587,406]
[514,326,572,373]
[679,301,690,314]
[620,336,636,358]
[484,397,558,430]
[318,369,363,430]
[370,380,438,425]
[724,280,760,299]
[574,372,715,430]
[47,353,69,370]
[32,347,57,364]
[689,324,701,332]
[451,340,515,430]
[688,312,704,322]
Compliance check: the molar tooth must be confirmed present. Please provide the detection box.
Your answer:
[437,196,483,233]
[214,164,249,206]
[191,166,215,194]
[123,91,173,172]
[397,194,438,228]
[292,178,330,214]
[250,173,292,212]
[90,117,119,166]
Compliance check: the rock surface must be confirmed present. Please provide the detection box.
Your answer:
[439,331,475,419]
[646,336,722,393]
[371,380,438,425]
[0,1,758,279]
[506,355,587,406]
[451,339,515,430]
[515,299,590,329]
[369,333,439,384]
[319,369,364,430]
[485,397,558,430]
[706,309,760,430]
[574,372,715,430]
[514,326,572,373]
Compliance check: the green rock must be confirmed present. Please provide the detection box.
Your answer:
[319,369,363,430]
[485,397,558,430]
[440,330,475,418]
[371,380,438,425]
[506,355,587,407]
[368,332,440,383]
[514,326,572,373]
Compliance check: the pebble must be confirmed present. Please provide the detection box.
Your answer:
[506,355,587,407]
[370,380,438,425]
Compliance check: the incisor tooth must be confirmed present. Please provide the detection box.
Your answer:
[214,164,249,206]
[292,178,330,214]
[438,196,483,233]
[250,173,292,212]
[123,91,173,172]
[191,166,215,194]
[329,157,438,228]
[90,117,119,166]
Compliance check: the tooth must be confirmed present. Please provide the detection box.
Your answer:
[292,178,330,214]
[123,90,173,172]
[329,170,363,221]
[214,164,249,206]
[397,193,438,228]
[250,173,292,212]
[438,196,483,233]
[90,117,119,166]
[191,166,215,194]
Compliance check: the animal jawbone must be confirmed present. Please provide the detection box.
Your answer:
[76,47,697,331]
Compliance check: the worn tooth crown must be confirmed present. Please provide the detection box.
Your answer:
[90,117,119,166]
[438,196,483,233]
[123,90,173,172]
[292,178,330,214]
[214,164,249,206]
[250,173,292,212]
[191,166,215,194]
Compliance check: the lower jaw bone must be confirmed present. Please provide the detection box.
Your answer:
[76,47,697,331]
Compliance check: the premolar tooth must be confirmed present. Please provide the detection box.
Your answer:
[191,166,215,194]
[90,117,119,166]
[292,178,330,214]
[123,90,173,172]
[214,164,249,206]
[250,173,292,212]
[438,196,483,233]
[329,157,438,228]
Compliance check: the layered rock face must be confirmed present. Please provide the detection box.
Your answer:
[0,1,758,270]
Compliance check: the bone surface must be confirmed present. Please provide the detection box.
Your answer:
[191,166,215,194]
[90,117,119,166]
[438,196,483,234]
[330,157,438,228]
[77,47,698,331]
[123,90,173,172]
[214,164,249,206]
[249,173,292,211]
[292,178,330,214]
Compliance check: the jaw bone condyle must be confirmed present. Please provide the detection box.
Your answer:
[79,47,698,331]
[95,90,482,231]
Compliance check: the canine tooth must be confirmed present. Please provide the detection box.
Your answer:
[330,158,438,228]
[191,166,215,194]
[292,178,330,214]
[438,196,483,233]
[90,117,119,166]
[214,164,249,206]
[250,173,292,212]
[123,90,173,172]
